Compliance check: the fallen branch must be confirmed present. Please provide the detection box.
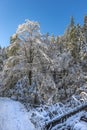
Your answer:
[44,103,87,130]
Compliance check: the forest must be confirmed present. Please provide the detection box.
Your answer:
[0,16,87,130]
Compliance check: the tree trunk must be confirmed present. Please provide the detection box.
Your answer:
[28,70,32,85]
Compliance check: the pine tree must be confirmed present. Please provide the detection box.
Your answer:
[84,16,87,30]
[69,26,80,60]
[51,34,55,43]
[56,36,60,44]
[10,34,18,44]
[83,16,87,42]
[70,16,75,28]
[64,16,75,42]
[43,32,50,43]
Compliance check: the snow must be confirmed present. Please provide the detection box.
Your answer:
[74,121,87,130]
[0,98,35,130]
[29,103,70,129]
[0,97,87,130]
[29,102,87,130]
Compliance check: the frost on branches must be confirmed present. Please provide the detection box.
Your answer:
[16,19,41,42]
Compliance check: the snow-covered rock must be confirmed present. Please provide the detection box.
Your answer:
[0,98,35,130]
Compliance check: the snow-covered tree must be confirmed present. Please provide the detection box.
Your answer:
[16,19,41,42]
[51,34,55,44]
[12,20,41,85]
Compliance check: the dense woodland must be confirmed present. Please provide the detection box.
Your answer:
[0,16,87,129]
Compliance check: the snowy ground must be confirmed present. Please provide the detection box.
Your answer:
[0,98,35,130]
[29,103,87,130]
[73,121,87,130]
[0,97,87,130]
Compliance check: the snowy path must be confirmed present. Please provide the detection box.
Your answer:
[0,98,35,130]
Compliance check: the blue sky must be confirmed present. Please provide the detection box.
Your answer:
[0,0,87,47]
